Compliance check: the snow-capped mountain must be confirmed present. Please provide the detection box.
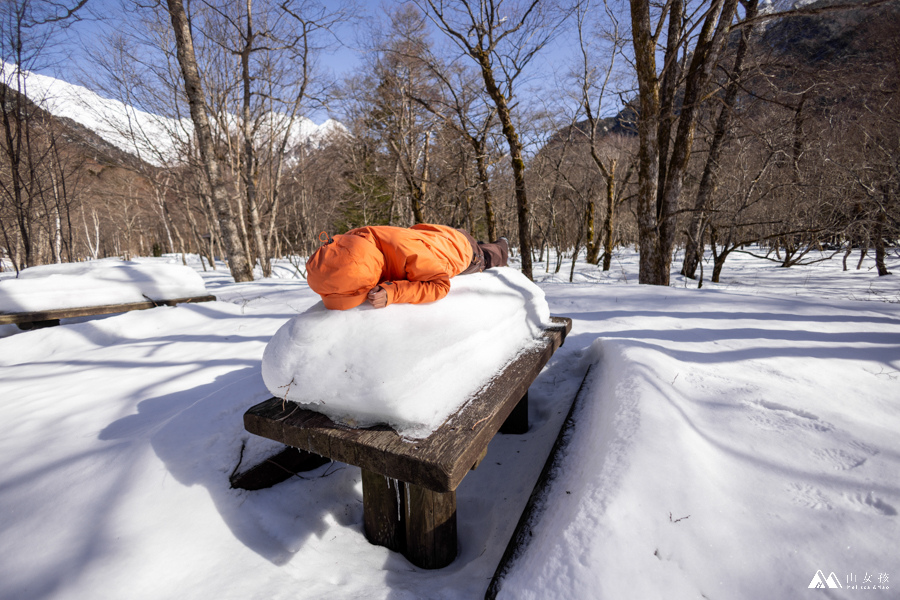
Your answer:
[1,62,345,167]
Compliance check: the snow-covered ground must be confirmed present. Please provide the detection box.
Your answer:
[0,247,897,599]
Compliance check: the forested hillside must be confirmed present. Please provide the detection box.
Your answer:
[2,0,896,284]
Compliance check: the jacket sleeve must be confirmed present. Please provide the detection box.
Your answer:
[381,252,452,305]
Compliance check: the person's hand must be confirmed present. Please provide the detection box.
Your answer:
[367,285,387,308]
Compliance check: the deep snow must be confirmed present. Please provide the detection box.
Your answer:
[0,247,897,599]
[261,268,552,437]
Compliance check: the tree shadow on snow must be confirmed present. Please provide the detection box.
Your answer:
[570,308,900,327]
[377,343,590,599]
[561,326,900,370]
[99,366,362,566]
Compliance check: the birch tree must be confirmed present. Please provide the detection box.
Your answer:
[165,0,254,282]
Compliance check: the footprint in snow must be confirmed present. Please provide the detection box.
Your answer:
[810,448,869,471]
[843,492,898,517]
[787,483,833,511]
[748,400,834,433]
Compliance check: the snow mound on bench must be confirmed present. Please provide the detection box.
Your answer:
[0,259,209,313]
[261,267,553,439]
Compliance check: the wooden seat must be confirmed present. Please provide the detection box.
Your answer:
[0,295,217,329]
[241,316,572,569]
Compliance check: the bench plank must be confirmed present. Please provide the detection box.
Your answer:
[0,295,217,326]
[243,316,571,493]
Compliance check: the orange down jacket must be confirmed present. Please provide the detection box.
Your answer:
[306,224,473,310]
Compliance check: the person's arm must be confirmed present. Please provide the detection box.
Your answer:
[380,276,451,305]
[371,252,452,307]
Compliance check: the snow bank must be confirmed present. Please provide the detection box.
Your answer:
[0,259,209,313]
[498,287,900,599]
[261,267,552,438]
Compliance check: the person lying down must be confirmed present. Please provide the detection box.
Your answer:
[306,223,509,310]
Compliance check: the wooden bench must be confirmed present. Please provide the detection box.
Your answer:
[240,315,572,569]
[0,295,217,330]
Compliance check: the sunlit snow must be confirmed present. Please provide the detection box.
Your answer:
[0,247,897,599]
[0,259,208,313]
[262,268,552,438]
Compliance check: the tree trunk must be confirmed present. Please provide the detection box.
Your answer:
[585,200,598,264]
[712,252,727,283]
[601,201,614,271]
[655,0,685,210]
[683,0,759,279]
[410,132,429,224]
[629,0,662,284]
[166,0,254,282]
[874,210,892,276]
[473,50,533,280]
[601,164,618,270]
[473,142,497,241]
[630,0,739,285]
[241,0,266,276]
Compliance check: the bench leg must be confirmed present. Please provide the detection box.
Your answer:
[362,470,406,553]
[405,482,457,569]
[361,469,458,569]
[500,391,529,434]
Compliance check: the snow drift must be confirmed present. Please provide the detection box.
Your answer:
[261,267,552,438]
[0,259,209,313]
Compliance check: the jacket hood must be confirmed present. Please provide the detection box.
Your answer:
[306,234,384,310]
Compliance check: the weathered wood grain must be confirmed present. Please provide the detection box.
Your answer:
[404,482,457,569]
[0,295,217,326]
[361,470,459,569]
[471,445,489,470]
[362,470,406,553]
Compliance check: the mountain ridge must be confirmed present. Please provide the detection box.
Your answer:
[1,61,345,168]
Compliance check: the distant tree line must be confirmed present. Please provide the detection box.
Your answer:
[1,0,896,284]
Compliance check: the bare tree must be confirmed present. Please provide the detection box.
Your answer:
[1,0,89,270]
[571,0,636,270]
[680,0,761,279]
[164,0,254,281]
[415,0,575,280]
[406,55,501,240]
[629,0,740,285]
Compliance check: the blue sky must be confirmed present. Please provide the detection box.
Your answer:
[31,0,601,125]
[42,0,377,81]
